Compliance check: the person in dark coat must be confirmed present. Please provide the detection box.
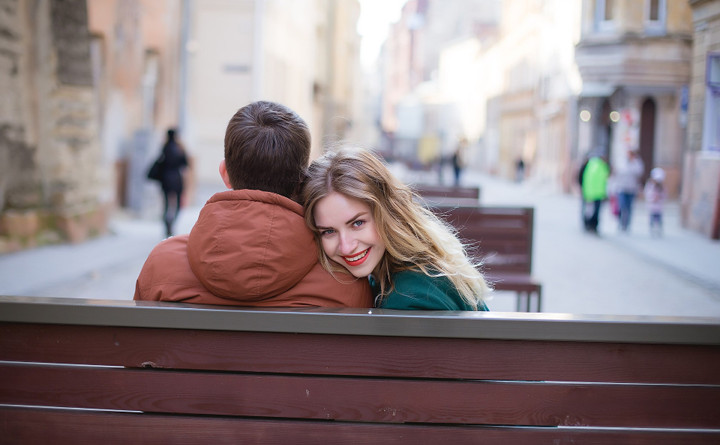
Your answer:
[159,128,188,237]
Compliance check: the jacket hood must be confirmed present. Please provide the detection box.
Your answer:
[187,189,318,302]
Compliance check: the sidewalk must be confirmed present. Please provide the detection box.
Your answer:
[1,171,719,317]
[462,171,720,316]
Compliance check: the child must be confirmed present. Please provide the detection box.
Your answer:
[644,167,667,238]
[302,147,490,311]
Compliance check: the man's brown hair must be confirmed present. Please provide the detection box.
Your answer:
[224,101,311,200]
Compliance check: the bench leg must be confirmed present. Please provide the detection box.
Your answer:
[515,289,542,312]
[535,288,542,312]
[516,292,527,312]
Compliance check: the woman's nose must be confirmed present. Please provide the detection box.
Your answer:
[338,232,358,255]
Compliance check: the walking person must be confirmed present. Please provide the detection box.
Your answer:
[158,128,188,237]
[613,150,644,232]
[644,167,667,237]
[452,138,467,186]
[515,157,525,183]
[581,151,610,235]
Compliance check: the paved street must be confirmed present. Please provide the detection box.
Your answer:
[2,168,719,317]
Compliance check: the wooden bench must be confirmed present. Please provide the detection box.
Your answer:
[430,205,542,311]
[2,296,719,444]
[412,183,481,207]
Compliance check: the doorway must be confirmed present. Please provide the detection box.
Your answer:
[639,98,656,181]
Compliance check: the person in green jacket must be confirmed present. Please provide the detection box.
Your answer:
[581,153,610,234]
[301,147,490,311]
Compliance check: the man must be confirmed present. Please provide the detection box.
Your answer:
[135,101,373,307]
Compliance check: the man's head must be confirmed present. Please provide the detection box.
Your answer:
[220,101,311,200]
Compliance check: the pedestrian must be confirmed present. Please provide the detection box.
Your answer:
[452,138,467,186]
[515,157,525,183]
[156,128,188,238]
[644,167,667,238]
[302,147,490,311]
[577,155,589,225]
[581,151,610,234]
[134,101,373,308]
[613,149,644,232]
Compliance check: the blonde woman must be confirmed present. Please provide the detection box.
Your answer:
[302,148,490,311]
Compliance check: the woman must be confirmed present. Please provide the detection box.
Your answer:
[302,148,489,311]
[159,128,188,237]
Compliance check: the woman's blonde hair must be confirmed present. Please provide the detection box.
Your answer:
[302,147,489,309]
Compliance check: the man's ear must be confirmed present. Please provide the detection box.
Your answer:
[219,160,233,189]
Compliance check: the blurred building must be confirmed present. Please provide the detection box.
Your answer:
[377,0,704,212]
[379,0,502,167]
[87,0,185,216]
[0,0,364,252]
[482,0,582,184]
[185,0,363,184]
[683,0,720,239]
[378,0,581,184]
[0,0,112,252]
[575,0,692,198]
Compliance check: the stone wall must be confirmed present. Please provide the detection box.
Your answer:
[0,0,108,253]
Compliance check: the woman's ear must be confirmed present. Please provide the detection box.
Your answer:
[219,160,233,189]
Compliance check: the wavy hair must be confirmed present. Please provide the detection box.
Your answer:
[302,147,489,309]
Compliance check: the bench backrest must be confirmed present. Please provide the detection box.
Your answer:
[413,184,481,206]
[432,205,534,275]
[1,296,719,444]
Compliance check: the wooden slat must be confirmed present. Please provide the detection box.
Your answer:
[414,185,481,200]
[432,206,535,275]
[3,407,719,445]
[2,323,720,384]
[2,363,719,428]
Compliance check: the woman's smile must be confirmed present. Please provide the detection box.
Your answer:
[343,247,371,266]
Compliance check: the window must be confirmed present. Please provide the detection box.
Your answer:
[602,0,615,20]
[708,53,720,89]
[645,0,666,34]
[703,53,720,152]
[595,0,616,32]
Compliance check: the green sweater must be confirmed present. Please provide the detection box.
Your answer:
[374,269,488,311]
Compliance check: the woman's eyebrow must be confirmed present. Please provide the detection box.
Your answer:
[345,212,366,225]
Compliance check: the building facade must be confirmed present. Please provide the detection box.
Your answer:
[379,0,502,167]
[683,0,720,239]
[575,0,693,198]
[185,0,363,184]
[0,0,364,252]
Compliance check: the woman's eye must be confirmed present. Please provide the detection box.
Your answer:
[320,229,335,236]
[352,220,364,228]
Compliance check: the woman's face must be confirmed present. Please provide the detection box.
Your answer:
[313,192,386,278]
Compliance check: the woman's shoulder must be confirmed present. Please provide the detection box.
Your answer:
[380,269,477,311]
